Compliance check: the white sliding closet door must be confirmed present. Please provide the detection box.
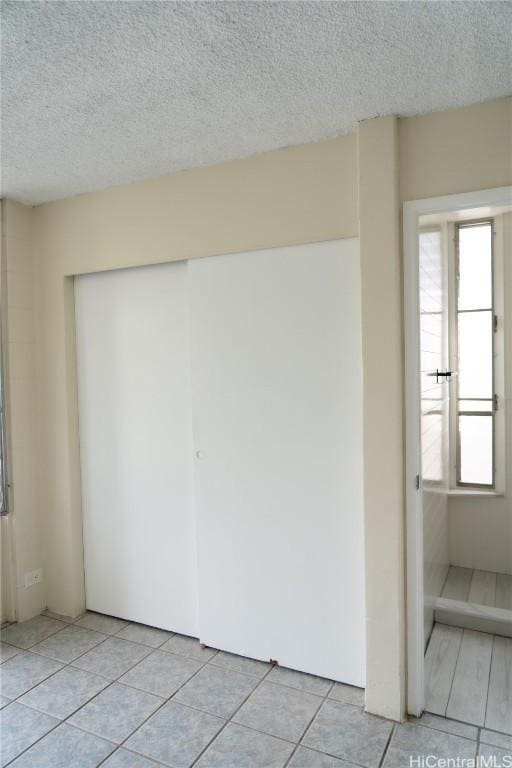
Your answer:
[75,262,197,635]
[190,240,365,684]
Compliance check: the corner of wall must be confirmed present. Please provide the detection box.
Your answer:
[2,199,47,622]
[358,115,406,721]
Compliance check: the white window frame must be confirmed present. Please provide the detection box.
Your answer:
[447,215,506,493]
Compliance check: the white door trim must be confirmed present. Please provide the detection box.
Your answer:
[403,185,512,717]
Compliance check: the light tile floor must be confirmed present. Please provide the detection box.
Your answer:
[0,612,511,767]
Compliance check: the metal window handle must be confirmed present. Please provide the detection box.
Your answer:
[435,369,451,383]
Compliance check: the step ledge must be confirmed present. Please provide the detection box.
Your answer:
[434,597,512,638]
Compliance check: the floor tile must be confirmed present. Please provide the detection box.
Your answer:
[196,722,293,768]
[160,633,217,661]
[75,612,130,635]
[328,683,364,707]
[409,712,478,740]
[446,629,492,726]
[0,651,63,699]
[288,746,358,767]
[18,665,109,719]
[267,666,332,697]
[0,696,11,708]
[8,722,115,768]
[0,642,21,663]
[30,625,107,663]
[69,682,163,743]
[303,699,392,768]
[119,649,202,698]
[175,664,258,718]
[1,615,66,649]
[234,681,322,742]
[382,723,476,768]
[480,730,512,751]
[211,650,270,679]
[485,635,512,735]
[72,636,151,679]
[42,609,79,623]
[0,702,58,766]
[102,748,165,767]
[115,623,173,648]
[125,700,224,767]
[479,743,512,763]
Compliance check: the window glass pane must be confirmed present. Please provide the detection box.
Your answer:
[459,415,493,485]
[422,412,443,483]
[419,231,442,313]
[458,399,493,413]
[458,224,492,310]
[458,310,492,399]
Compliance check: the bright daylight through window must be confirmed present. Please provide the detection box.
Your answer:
[456,221,495,487]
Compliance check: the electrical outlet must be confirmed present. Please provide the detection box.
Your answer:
[24,568,43,588]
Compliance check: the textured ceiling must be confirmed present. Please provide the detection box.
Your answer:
[2,1,511,205]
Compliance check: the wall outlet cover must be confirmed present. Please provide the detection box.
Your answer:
[24,568,43,588]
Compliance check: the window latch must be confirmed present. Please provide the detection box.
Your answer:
[435,369,451,383]
[494,394,499,412]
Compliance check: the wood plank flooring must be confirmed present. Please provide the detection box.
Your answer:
[443,566,512,609]
[425,623,512,733]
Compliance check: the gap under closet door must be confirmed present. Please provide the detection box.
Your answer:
[75,262,198,635]
[190,240,365,685]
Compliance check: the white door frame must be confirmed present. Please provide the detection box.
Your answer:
[404,185,512,716]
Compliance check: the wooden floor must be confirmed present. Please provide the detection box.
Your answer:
[442,566,512,609]
[425,622,512,733]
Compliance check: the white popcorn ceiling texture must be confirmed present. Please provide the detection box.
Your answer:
[2,1,511,204]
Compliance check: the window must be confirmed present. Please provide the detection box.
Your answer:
[454,221,495,487]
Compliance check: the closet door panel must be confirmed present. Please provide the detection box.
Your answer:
[190,240,365,684]
[75,262,197,635]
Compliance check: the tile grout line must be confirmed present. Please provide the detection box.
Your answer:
[1,617,184,766]
[378,723,396,768]
[64,624,330,767]
[4,613,508,767]
[3,635,215,766]
[481,633,495,732]
[92,650,225,767]
[2,629,127,766]
[443,624,465,717]
[282,680,335,768]
[186,660,280,768]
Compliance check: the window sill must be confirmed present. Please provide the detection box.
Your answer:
[447,489,505,498]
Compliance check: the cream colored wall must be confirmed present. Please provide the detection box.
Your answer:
[399,98,512,201]
[358,116,405,720]
[448,211,512,576]
[1,200,45,621]
[2,95,509,720]
[0,212,15,623]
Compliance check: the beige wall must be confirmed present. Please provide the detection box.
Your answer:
[36,135,358,273]
[358,116,405,720]
[2,96,511,720]
[1,201,45,621]
[400,98,512,201]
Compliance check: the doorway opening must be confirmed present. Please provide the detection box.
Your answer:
[404,186,512,730]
